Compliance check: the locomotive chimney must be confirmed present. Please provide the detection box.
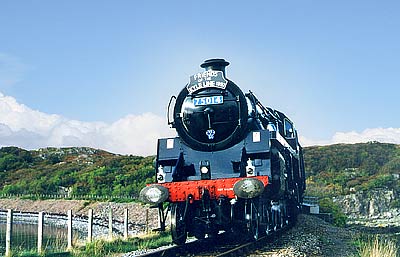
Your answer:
[200,58,230,76]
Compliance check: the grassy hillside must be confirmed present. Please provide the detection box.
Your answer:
[304,142,400,198]
[1,142,399,201]
[0,146,155,198]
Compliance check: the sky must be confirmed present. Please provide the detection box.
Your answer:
[1,1,400,156]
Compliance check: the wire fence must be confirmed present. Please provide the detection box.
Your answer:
[0,193,138,201]
[0,211,76,255]
[0,208,148,256]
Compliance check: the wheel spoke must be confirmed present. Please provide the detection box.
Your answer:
[248,200,260,240]
[263,204,270,235]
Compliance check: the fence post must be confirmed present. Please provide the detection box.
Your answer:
[124,208,128,239]
[88,209,93,243]
[146,209,149,234]
[38,212,44,254]
[5,209,13,257]
[108,208,113,239]
[67,210,73,250]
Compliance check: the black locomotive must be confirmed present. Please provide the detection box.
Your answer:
[140,59,306,244]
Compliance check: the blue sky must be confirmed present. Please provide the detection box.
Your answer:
[1,1,400,155]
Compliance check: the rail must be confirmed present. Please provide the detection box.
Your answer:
[135,223,291,257]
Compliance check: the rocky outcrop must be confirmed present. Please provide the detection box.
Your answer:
[334,189,400,227]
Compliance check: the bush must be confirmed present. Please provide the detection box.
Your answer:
[390,199,400,209]
[1,184,22,194]
[360,174,394,191]
[319,197,347,227]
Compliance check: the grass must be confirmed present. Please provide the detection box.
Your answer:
[7,249,70,257]
[136,232,172,250]
[357,236,398,257]
[72,232,172,257]
[6,232,172,257]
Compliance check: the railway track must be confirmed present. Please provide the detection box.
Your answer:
[137,228,286,257]
[129,214,363,257]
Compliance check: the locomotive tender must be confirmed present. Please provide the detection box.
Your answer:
[140,59,306,244]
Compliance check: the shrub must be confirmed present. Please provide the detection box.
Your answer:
[319,197,347,227]
[390,199,400,209]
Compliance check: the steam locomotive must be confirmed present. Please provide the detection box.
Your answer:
[140,59,306,244]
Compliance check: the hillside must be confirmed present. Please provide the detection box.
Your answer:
[304,142,400,197]
[1,142,400,203]
[303,142,400,226]
[0,146,154,198]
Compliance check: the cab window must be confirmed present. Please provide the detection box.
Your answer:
[284,119,294,138]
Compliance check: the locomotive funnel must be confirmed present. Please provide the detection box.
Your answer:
[201,58,230,76]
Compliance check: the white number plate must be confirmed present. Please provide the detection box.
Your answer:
[193,96,224,106]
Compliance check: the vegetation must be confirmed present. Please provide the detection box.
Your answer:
[303,142,400,226]
[357,236,398,257]
[304,142,400,198]
[318,198,347,227]
[8,232,172,257]
[1,142,400,227]
[2,142,399,200]
[9,250,69,257]
[1,143,400,255]
[0,146,155,199]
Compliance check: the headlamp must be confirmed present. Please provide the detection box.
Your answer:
[139,184,169,205]
[233,178,265,199]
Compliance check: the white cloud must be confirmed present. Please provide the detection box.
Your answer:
[300,127,400,147]
[298,136,330,147]
[332,128,400,144]
[1,91,399,155]
[0,92,175,156]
